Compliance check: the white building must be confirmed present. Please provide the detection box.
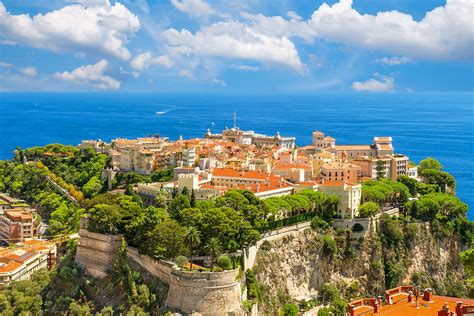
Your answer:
[318,181,362,219]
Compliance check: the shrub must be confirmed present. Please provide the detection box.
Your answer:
[322,235,336,255]
[176,255,188,269]
[260,240,272,251]
[352,223,364,233]
[311,216,329,231]
[320,283,339,304]
[318,307,330,316]
[282,303,298,316]
[217,255,232,270]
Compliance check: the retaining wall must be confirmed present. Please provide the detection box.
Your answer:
[75,228,123,279]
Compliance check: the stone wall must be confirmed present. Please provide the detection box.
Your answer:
[126,246,174,284]
[126,246,244,315]
[75,227,123,279]
[167,269,243,315]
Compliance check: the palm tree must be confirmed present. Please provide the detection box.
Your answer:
[184,227,201,271]
[204,238,222,271]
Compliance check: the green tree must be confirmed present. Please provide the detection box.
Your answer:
[204,237,222,271]
[143,220,188,259]
[184,226,201,271]
[190,189,196,207]
[376,160,385,180]
[358,202,379,217]
[418,157,442,173]
[217,255,232,270]
[169,194,191,219]
[283,303,299,316]
[397,175,418,196]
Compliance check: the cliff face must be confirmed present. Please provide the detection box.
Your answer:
[253,223,467,313]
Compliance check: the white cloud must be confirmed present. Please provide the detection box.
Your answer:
[237,65,260,71]
[54,59,120,90]
[352,75,394,92]
[178,69,194,79]
[171,0,215,18]
[212,78,226,86]
[0,2,140,60]
[238,0,473,61]
[162,22,304,72]
[130,52,175,70]
[375,56,414,65]
[20,67,37,76]
[0,61,13,68]
[65,0,110,6]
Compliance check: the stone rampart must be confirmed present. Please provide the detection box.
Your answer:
[127,246,243,315]
[126,246,174,284]
[167,269,243,315]
[75,228,123,279]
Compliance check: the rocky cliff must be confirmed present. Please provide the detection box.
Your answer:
[253,221,468,313]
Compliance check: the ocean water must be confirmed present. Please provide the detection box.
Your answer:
[0,92,472,220]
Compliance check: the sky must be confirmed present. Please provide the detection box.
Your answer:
[0,0,473,93]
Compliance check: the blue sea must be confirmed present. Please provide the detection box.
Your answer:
[0,92,472,220]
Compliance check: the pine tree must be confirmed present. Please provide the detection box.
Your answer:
[190,189,196,207]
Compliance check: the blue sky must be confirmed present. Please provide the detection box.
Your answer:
[0,0,472,92]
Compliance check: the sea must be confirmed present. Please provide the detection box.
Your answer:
[0,92,472,220]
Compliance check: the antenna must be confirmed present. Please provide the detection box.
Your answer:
[234,111,237,129]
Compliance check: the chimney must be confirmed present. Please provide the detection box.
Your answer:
[256,184,260,193]
[456,302,463,316]
[423,288,432,302]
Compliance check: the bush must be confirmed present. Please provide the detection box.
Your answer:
[318,307,330,316]
[352,223,364,233]
[311,216,329,231]
[176,255,188,269]
[282,303,298,316]
[260,240,272,251]
[322,235,336,255]
[217,255,232,270]
[246,269,260,301]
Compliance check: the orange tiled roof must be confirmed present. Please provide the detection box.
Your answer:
[0,260,22,273]
[273,163,312,171]
[334,145,372,150]
[211,168,280,181]
[319,181,356,187]
[373,295,473,316]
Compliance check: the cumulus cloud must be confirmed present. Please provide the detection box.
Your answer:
[162,22,304,72]
[54,59,120,90]
[130,52,175,70]
[375,56,414,66]
[352,75,394,92]
[0,1,140,60]
[239,0,473,61]
[171,0,215,18]
[20,67,37,76]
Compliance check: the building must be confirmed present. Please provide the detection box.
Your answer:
[272,163,313,183]
[0,209,35,242]
[318,181,362,219]
[205,128,296,149]
[0,240,57,289]
[320,162,361,183]
[350,154,409,180]
[348,285,474,316]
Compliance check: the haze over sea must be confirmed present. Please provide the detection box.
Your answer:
[0,92,472,220]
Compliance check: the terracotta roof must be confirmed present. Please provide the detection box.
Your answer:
[0,260,22,273]
[273,163,312,171]
[212,168,281,181]
[319,181,356,187]
[372,295,473,316]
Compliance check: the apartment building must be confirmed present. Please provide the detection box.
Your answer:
[0,240,57,289]
[320,162,361,183]
[350,154,410,180]
[0,209,35,242]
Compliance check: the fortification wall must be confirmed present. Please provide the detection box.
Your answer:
[75,228,123,279]
[127,246,243,315]
[126,246,174,284]
[166,269,243,315]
